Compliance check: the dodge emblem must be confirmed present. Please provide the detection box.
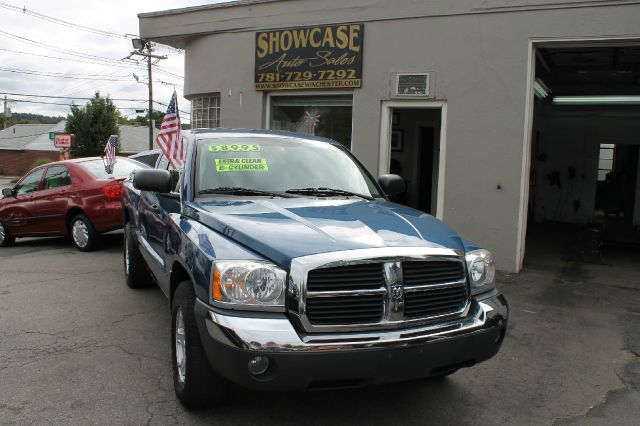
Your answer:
[391,284,404,312]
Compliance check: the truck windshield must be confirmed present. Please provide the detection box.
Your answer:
[195,136,382,198]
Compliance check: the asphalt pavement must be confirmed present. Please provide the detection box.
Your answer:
[0,233,639,425]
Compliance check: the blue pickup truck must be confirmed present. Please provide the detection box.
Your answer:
[122,129,508,409]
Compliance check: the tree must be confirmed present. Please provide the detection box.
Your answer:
[118,110,165,129]
[66,92,120,157]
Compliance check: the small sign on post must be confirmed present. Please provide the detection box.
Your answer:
[54,133,73,148]
[48,131,64,141]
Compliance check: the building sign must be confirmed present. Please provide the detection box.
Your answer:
[48,131,64,141]
[53,133,73,148]
[255,23,364,91]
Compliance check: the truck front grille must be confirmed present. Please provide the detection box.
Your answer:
[306,294,384,324]
[302,258,468,329]
[307,263,384,291]
[402,260,468,318]
[402,260,466,285]
[305,264,385,325]
[404,284,468,318]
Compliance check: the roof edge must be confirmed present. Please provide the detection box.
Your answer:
[137,0,282,18]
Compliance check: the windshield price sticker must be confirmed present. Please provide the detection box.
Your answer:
[215,158,269,172]
[209,144,261,153]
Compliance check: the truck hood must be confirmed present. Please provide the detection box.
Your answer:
[187,198,466,268]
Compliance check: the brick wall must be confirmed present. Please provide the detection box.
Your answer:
[0,150,62,177]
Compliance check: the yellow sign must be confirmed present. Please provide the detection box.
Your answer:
[254,23,364,91]
[215,158,269,172]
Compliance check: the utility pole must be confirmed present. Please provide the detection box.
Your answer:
[127,40,167,150]
[147,46,154,150]
[3,95,7,129]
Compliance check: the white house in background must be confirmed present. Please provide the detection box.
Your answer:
[0,120,159,175]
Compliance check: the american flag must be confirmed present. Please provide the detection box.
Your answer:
[104,135,117,173]
[156,91,184,169]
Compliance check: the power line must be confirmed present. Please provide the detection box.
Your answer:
[0,92,148,102]
[0,1,133,39]
[0,46,184,83]
[9,99,145,108]
[155,101,191,116]
[0,48,147,71]
[0,67,134,82]
[151,65,183,80]
[0,66,131,79]
[0,30,128,65]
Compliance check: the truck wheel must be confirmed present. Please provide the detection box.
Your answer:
[70,214,98,251]
[0,221,15,247]
[123,223,153,288]
[172,281,229,409]
[430,369,458,379]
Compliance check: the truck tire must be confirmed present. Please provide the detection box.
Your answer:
[123,223,153,288]
[430,369,458,379]
[0,220,15,247]
[70,214,98,251]
[172,281,229,409]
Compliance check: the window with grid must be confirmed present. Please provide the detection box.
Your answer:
[597,144,615,181]
[191,94,220,129]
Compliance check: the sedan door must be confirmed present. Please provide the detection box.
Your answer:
[2,168,45,236]
[36,165,72,234]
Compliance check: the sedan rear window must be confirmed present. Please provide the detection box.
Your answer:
[78,158,149,179]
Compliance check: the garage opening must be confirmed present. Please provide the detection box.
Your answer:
[525,43,640,264]
[388,107,441,215]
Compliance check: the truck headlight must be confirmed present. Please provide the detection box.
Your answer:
[211,261,286,309]
[465,249,495,294]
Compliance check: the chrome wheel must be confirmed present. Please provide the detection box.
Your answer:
[175,307,186,384]
[124,234,130,276]
[0,222,5,245]
[72,219,89,248]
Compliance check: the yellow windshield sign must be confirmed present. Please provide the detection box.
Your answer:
[209,144,261,153]
[215,158,269,172]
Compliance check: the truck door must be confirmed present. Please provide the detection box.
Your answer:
[137,157,181,286]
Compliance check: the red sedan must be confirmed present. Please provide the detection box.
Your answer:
[0,157,148,251]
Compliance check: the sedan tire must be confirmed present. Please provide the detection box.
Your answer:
[0,220,15,247]
[124,223,153,288]
[70,214,98,252]
[172,281,229,410]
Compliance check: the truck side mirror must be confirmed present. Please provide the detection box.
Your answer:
[1,187,15,197]
[377,174,405,196]
[133,169,172,193]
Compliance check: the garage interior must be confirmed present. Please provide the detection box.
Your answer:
[388,108,441,215]
[525,43,640,265]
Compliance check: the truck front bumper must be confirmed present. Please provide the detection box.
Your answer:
[194,291,508,391]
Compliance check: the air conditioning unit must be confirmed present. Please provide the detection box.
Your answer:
[392,73,431,97]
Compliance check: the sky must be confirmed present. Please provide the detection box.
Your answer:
[0,0,231,124]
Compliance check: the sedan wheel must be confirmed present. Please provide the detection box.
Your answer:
[0,221,15,247]
[70,214,97,251]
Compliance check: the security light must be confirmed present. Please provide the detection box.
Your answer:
[132,38,147,50]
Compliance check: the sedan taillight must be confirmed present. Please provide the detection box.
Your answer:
[103,182,123,200]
